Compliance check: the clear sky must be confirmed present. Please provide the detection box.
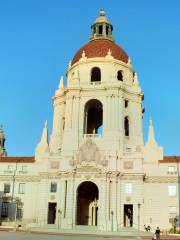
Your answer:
[0,0,180,156]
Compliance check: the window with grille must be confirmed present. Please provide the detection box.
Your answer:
[125,183,132,194]
[1,202,8,218]
[168,185,176,196]
[18,183,25,194]
[50,182,57,193]
[4,183,10,194]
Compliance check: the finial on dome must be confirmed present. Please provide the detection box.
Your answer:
[100,8,105,16]
[133,72,139,86]
[128,57,132,66]
[68,60,72,69]
[82,50,86,58]
[107,48,111,56]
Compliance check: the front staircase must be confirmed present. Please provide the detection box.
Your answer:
[26,224,153,239]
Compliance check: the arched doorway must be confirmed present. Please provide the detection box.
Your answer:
[76,181,99,226]
[84,99,103,134]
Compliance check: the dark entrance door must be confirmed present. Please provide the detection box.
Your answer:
[124,204,133,227]
[48,202,56,224]
[76,181,99,226]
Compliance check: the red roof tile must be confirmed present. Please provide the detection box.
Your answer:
[72,39,128,66]
[0,157,35,163]
[159,156,180,163]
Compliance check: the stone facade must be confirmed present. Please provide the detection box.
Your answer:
[0,9,179,232]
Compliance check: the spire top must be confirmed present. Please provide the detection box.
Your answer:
[45,120,48,128]
[146,116,157,147]
[100,8,105,16]
[59,76,64,89]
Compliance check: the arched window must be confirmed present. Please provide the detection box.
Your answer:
[84,99,103,134]
[117,70,123,81]
[124,116,129,137]
[91,67,101,82]
[98,25,103,34]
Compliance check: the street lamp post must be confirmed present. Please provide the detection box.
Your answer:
[111,210,114,232]
[175,156,180,228]
[57,209,62,229]
[12,162,18,222]
[138,203,141,231]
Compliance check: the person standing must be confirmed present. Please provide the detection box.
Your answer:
[155,227,161,240]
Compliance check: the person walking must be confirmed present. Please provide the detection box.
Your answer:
[155,227,161,240]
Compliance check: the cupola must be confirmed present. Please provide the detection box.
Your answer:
[90,8,113,41]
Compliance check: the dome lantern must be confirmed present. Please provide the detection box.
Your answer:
[90,8,114,42]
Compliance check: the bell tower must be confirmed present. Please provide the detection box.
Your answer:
[36,9,147,232]
[0,126,7,157]
[48,9,144,166]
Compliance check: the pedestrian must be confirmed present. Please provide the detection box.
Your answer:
[147,225,151,231]
[155,227,161,240]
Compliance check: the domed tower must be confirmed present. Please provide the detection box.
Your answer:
[0,126,7,157]
[50,8,143,156]
[47,9,145,231]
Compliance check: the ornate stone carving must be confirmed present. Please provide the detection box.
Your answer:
[123,161,133,169]
[50,161,59,169]
[136,145,141,152]
[77,138,100,165]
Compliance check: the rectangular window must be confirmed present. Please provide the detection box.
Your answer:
[18,183,25,194]
[4,183,10,193]
[168,166,175,172]
[168,185,176,196]
[125,183,132,194]
[22,165,28,172]
[50,182,57,193]
[169,206,177,214]
[7,165,14,171]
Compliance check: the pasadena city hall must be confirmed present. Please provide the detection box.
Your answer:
[0,9,179,233]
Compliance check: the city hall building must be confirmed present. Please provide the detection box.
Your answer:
[0,9,179,232]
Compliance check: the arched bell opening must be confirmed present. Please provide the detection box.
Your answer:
[76,181,99,226]
[91,67,101,82]
[84,99,103,135]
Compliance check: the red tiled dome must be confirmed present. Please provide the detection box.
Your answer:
[72,39,128,65]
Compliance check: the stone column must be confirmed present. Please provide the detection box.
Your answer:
[37,179,49,224]
[63,177,75,229]
[98,178,107,230]
[111,178,118,231]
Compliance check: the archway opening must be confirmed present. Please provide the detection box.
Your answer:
[84,99,103,134]
[76,181,99,226]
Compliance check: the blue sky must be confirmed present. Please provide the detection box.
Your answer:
[0,0,180,156]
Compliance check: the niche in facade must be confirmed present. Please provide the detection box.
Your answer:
[91,67,101,82]
[124,116,129,137]
[84,99,103,134]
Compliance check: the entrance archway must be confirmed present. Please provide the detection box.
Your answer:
[76,181,99,226]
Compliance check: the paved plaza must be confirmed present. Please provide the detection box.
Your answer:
[0,231,180,240]
[0,232,117,240]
